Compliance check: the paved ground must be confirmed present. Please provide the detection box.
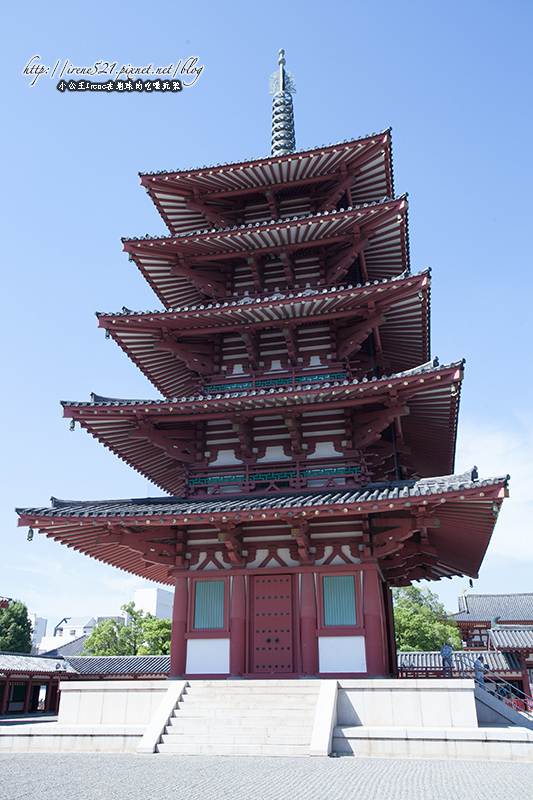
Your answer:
[1,753,533,800]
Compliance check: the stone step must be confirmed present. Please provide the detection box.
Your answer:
[181,692,319,703]
[188,680,317,688]
[166,719,313,734]
[154,680,319,757]
[180,687,319,697]
[173,707,315,719]
[161,731,311,746]
[156,741,309,756]
[186,681,319,695]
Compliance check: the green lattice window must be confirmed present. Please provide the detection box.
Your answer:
[193,581,225,629]
[322,576,357,626]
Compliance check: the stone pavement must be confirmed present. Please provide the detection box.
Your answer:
[1,753,533,800]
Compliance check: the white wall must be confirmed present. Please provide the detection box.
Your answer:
[318,636,367,673]
[185,638,230,674]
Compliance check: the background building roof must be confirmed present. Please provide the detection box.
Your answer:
[41,635,89,658]
[67,654,170,676]
[0,652,77,674]
[397,650,523,672]
[454,594,533,623]
[489,628,533,651]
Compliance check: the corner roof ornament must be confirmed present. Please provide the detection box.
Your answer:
[269,49,296,156]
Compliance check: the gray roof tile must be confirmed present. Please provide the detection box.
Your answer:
[61,357,464,408]
[16,468,508,520]
[67,655,170,676]
[138,128,392,177]
[455,594,533,623]
[0,652,77,674]
[41,635,89,657]
[489,628,533,651]
[121,194,405,243]
[95,268,428,319]
[397,650,523,672]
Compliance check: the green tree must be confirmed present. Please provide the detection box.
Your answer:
[392,586,462,652]
[0,600,32,653]
[138,617,172,656]
[83,602,171,656]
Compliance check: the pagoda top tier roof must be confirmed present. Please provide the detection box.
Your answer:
[138,130,393,236]
[16,468,509,587]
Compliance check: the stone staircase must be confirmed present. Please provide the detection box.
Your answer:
[156,679,321,756]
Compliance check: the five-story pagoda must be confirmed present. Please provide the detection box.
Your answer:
[17,52,508,679]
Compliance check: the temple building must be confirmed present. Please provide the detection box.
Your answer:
[16,52,508,680]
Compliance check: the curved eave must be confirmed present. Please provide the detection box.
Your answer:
[122,198,409,310]
[16,473,509,586]
[139,132,394,235]
[97,272,431,399]
[61,361,463,495]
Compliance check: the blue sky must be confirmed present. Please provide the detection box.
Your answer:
[2,0,532,628]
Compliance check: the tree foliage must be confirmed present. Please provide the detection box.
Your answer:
[83,602,171,656]
[0,600,32,653]
[392,586,462,652]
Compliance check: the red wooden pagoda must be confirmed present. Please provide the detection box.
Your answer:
[17,52,508,679]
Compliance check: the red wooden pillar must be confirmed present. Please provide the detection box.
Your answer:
[53,682,60,714]
[23,678,33,714]
[169,573,188,678]
[230,575,246,676]
[363,568,388,676]
[520,667,531,699]
[0,676,10,715]
[44,680,53,712]
[300,572,319,676]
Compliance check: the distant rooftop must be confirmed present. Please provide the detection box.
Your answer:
[55,616,95,629]
[455,594,533,623]
[0,652,77,674]
[41,635,89,658]
[397,650,523,672]
[489,628,533,652]
[67,654,170,676]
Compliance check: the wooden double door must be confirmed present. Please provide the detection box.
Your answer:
[250,575,295,674]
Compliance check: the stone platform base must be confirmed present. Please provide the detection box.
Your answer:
[333,725,533,760]
[0,719,144,753]
[0,678,531,759]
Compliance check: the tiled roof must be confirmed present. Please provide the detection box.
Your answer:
[121,194,405,244]
[95,271,431,402]
[138,128,392,177]
[0,652,77,674]
[397,650,523,672]
[17,467,506,519]
[95,267,423,319]
[454,594,533,623]
[122,197,409,309]
[489,628,533,651]
[64,355,452,408]
[67,655,170,676]
[41,635,89,657]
